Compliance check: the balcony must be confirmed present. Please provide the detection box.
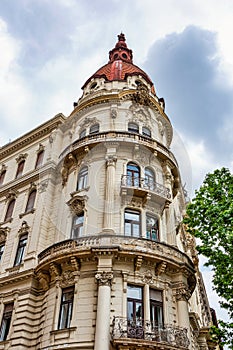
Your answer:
[112,317,190,349]
[121,175,171,204]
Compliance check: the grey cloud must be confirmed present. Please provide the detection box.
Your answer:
[143,26,233,162]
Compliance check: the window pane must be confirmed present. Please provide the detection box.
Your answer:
[35,151,44,169]
[133,224,140,237]
[71,213,84,238]
[127,286,142,300]
[26,190,36,212]
[90,123,99,134]
[58,287,74,329]
[79,129,86,138]
[0,171,6,186]
[0,244,5,263]
[5,199,15,221]
[142,127,151,137]
[77,167,88,190]
[16,160,25,178]
[14,235,28,266]
[128,123,139,133]
[0,303,13,341]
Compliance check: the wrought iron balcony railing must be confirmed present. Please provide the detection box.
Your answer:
[121,175,171,200]
[112,317,190,348]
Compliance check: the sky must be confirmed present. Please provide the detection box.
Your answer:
[0,0,232,328]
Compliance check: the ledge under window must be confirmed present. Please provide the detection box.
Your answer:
[19,208,35,218]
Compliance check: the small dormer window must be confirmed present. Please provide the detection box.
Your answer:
[90,123,99,134]
[142,126,151,138]
[79,129,86,139]
[128,122,139,133]
[90,82,97,90]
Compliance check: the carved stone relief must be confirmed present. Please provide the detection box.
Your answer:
[95,271,113,286]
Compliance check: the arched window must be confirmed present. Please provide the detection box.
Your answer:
[35,150,44,169]
[79,129,86,139]
[16,160,25,179]
[142,126,151,138]
[4,199,15,221]
[77,166,88,190]
[71,212,84,238]
[128,122,139,133]
[89,123,99,134]
[124,209,141,237]
[25,189,37,212]
[146,214,159,241]
[145,167,155,190]
[127,162,140,187]
[0,170,6,186]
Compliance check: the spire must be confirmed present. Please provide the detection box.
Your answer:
[109,33,133,63]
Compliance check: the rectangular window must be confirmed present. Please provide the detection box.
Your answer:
[71,213,84,238]
[0,303,13,341]
[127,285,143,338]
[124,210,141,237]
[58,287,74,329]
[150,289,163,328]
[146,215,159,241]
[0,244,5,263]
[14,234,28,266]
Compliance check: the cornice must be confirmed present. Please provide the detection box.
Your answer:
[0,268,34,287]
[69,90,171,126]
[0,114,66,159]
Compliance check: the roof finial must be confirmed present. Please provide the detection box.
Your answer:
[109,33,133,63]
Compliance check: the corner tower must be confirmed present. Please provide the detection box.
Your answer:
[0,34,216,350]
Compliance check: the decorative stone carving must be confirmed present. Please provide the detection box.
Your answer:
[37,271,50,291]
[95,271,113,286]
[38,179,49,193]
[60,270,75,288]
[18,221,29,234]
[49,263,60,280]
[105,155,117,167]
[111,109,117,119]
[16,153,28,163]
[0,227,8,243]
[0,164,7,172]
[131,86,151,107]
[142,270,153,284]
[67,194,87,215]
[6,189,18,201]
[134,255,143,272]
[155,261,167,276]
[37,143,45,153]
[79,117,98,130]
[174,282,192,301]
[158,119,165,136]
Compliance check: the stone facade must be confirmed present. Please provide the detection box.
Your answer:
[0,34,217,349]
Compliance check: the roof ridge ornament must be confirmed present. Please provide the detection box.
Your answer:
[109,33,133,63]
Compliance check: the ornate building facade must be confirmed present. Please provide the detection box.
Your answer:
[0,34,217,350]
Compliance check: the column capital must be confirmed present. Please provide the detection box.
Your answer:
[174,282,191,301]
[105,155,117,167]
[95,271,113,286]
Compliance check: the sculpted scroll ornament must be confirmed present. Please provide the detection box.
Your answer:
[95,271,113,286]
[175,283,192,301]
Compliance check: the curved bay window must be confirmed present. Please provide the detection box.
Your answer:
[128,122,139,133]
[71,213,84,238]
[127,162,140,187]
[25,189,36,213]
[142,126,151,138]
[124,209,141,237]
[127,285,143,338]
[77,166,88,191]
[89,123,99,134]
[146,214,159,241]
[15,160,25,179]
[4,199,15,222]
[150,289,163,329]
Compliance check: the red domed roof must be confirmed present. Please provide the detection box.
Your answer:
[82,33,155,92]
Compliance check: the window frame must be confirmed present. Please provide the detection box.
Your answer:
[127,162,140,187]
[89,123,99,134]
[0,303,13,341]
[150,289,163,329]
[124,209,141,238]
[15,160,25,179]
[58,286,74,330]
[0,244,5,263]
[14,234,28,266]
[127,285,143,338]
[142,126,151,138]
[0,171,6,186]
[77,166,88,191]
[25,189,37,213]
[71,212,84,238]
[145,167,155,190]
[146,214,159,241]
[4,199,15,222]
[128,122,139,134]
[79,129,86,139]
[35,150,44,169]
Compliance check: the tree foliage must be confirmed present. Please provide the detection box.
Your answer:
[184,167,233,347]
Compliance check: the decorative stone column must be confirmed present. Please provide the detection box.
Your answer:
[103,155,117,233]
[94,271,113,350]
[175,283,192,349]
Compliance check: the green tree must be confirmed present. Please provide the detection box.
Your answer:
[184,167,233,347]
